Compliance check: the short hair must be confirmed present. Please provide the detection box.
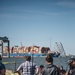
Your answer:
[45,53,53,63]
[25,55,31,61]
[40,65,44,68]
[68,57,75,65]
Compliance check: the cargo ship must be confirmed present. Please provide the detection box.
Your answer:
[3,45,60,57]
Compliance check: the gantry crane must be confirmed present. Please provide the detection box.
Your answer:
[0,36,10,57]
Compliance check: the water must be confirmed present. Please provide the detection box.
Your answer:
[2,56,72,71]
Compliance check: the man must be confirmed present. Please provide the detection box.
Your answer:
[66,57,75,75]
[42,53,60,75]
[0,55,6,75]
[36,65,44,75]
[16,55,38,75]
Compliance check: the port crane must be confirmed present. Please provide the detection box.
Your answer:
[0,36,10,57]
[54,42,66,57]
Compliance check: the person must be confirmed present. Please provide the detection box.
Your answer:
[58,65,66,75]
[42,53,60,75]
[0,55,6,75]
[36,65,44,75]
[65,57,75,75]
[15,55,38,75]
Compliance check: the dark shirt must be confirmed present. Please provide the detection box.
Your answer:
[42,64,59,75]
[68,68,75,75]
[0,62,6,74]
[0,62,5,70]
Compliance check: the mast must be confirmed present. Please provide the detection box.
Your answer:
[20,42,23,46]
[50,37,51,50]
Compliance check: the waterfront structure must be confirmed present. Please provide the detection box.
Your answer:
[0,36,10,57]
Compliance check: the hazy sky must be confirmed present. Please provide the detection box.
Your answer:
[0,0,75,55]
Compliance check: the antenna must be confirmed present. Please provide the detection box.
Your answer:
[20,42,22,46]
[50,37,51,50]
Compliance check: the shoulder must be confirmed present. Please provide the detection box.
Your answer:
[0,62,5,67]
[44,64,58,71]
[45,64,57,68]
[52,64,58,68]
[43,64,60,75]
[0,62,5,70]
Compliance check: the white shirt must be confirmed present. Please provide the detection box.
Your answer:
[17,61,37,75]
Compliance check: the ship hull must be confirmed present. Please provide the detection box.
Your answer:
[3,53,60,57]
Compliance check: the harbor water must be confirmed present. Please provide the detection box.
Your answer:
[2,56,73,71]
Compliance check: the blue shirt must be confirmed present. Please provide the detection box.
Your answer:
[0,61,6,75]
[17,61,37,75]
[0,62,5,70]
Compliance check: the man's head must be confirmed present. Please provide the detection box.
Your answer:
[68,57,75,69]
[68,58,75,65]
[45,53,53,64]
[25,55,31,61]
[40,65,44,69]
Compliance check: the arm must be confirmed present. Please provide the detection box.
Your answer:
[14,64,23,75]
[35,67,39,75]
[14,71,21,75]
[0,63,6,75]
[65,71,69,75]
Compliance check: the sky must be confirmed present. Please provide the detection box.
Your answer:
[0,0,75,55]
